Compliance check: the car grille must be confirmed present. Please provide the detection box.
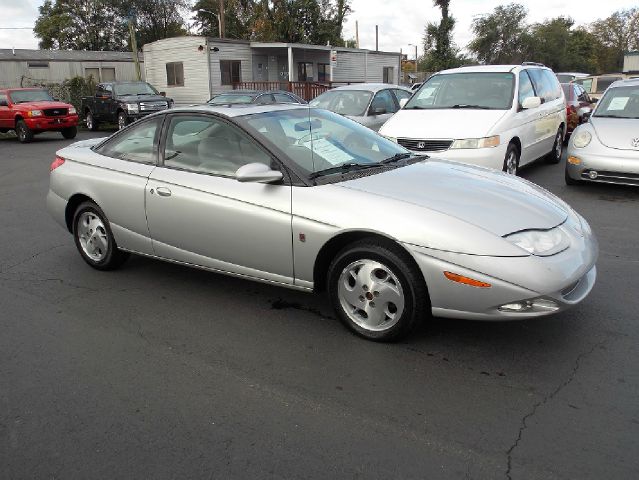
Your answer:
[140,101,168,112]
[44,108,68,117]
[397,138,453,152]
[581,170,639,186]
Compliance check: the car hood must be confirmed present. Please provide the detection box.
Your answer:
[337,160,568,237]
[591,117,639,151]
[117,94,168,103]
[380,108,508,139]
[12,100,73,110]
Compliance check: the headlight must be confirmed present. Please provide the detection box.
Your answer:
[451,135,500,149]
[572,130,592,148]
[68,106,77,115]
[126,103,139,113]
[27,110,43,117]
[504,227,570,256]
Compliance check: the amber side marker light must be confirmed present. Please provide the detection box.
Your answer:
[444,271,491,288]
[567,156,582,165]
[50,156,65,172]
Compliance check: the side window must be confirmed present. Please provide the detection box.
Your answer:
[96,117,161,164]
[163,115,272,177]
[0,93,8,106]
[273,93,298,103]
[95,84,105,97]
[527,69,551,102]
[370,90,397,114]
[104,84,113,96]
[255,94,275,104]
[393,89,412,103]
[518,71,535,106]
[596,77,621,93]
[541,70,561,100]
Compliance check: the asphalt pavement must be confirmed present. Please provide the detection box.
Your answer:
[1,130,638,479]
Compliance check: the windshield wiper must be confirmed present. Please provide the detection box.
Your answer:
[308,162,381,179]
[451,104,492,109]
[380,152,413,164]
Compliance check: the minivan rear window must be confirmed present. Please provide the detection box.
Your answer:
[404,72,515,110]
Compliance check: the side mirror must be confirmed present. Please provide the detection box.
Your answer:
[399,98,408,108]
[235,162,283,184]
[521,96,542,109]
[370,105,386,115]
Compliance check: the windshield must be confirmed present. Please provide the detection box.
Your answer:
[8,89,54,104]
[405,72,515,110]
[208,94,255,105]
[309,90,373,116]
[593,86,639,119]
[114,82,159,96]
[237,108,411,177]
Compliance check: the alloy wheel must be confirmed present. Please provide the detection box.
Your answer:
[505,150,518,175]
[76,211,109,261]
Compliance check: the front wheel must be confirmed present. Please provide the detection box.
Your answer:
[117,111,129,130]
[546,127,564,164]
[61,126,77,139]
[502,143,520,175]
[16,120,34,143]
[327,240,428,341]
[72,201,129,270]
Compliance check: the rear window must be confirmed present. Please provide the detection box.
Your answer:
[596,77,622,93]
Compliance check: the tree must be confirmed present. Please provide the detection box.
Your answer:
[590,8,639,71]
[419,0,464,71]
[131,0,189,47]
[192,0,254,39]
[468,3,530,64]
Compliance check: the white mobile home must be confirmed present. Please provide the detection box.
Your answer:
[0,49,144,88]
[143,36,402,104]
[623,52,639,74]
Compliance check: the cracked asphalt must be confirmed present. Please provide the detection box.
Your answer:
[1,130,638,479]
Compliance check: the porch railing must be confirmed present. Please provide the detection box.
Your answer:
[232,81,363,101]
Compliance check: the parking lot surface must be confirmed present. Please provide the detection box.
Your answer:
[1,130,638,479]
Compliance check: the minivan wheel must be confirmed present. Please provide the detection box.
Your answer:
[327,240,428,341]
[547,127,564,164]
[72,201,129,270]
[502,143,520,175]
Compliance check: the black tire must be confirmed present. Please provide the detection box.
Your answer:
[15,119,34,143]
[565,167,581,186]
[327,239,429,342]
[502,142,520,175]
[546,127,564,164]
[85,111,99,131]
[117,111,129,130]
[61,126,77,139]
[72,201,129,271]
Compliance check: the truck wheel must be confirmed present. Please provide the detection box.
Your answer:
[117,111,129,130]
[16,120,34,143]
[86,111,99,131]
[61,126,77,139]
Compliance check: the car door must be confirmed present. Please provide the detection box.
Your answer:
[88,116,163,255]
[526,68,556,157]
[513,70,544,166]
[94,84,108,120]
[145,113,294,284]
[0,92,10,129]
[367,89,398,131]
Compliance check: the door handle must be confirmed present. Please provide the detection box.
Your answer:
[156,187,172,197]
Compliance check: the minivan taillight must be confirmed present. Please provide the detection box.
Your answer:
[50,156,65,172]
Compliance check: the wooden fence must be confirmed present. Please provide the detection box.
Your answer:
[232,81,362,101]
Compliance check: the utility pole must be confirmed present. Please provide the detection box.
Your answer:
[128,17,141,80]
[375,25,378,51]
[219,0,225,38]
[355,20,359,49]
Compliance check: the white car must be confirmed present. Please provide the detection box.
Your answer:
[379,64,567,175]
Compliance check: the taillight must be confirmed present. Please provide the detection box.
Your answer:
[50,156,65,172]
[567,105,577,114]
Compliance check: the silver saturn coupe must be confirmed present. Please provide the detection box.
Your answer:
[566,78,639,185]
[47,104,598,341]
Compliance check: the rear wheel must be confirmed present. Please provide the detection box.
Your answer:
[16,120,34,143]
[72,201,129,270]
[502,143,520,175]
[85,111,99,131]
[61,126,77,139]
[547,127,564,164]
[327,240,428,341]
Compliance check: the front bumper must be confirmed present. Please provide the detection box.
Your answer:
[409,143,508,171]
[566,146,639,186]
[24,115,79,131]
[404,222,598,320]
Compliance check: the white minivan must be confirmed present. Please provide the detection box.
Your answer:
[379,64,567,175]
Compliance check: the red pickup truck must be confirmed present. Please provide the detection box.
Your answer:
[0,88,79,143]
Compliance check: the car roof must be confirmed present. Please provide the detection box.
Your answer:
[212,90,296,96]
[328,83,411,92]
[610,78,639,88]
[169,103,308,118]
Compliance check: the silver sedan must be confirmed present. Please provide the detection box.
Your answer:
[47,104,598,341]
[566,78,639,186]
[309,84,413,131]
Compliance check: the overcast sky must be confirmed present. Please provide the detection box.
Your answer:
[1,0,637,52]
